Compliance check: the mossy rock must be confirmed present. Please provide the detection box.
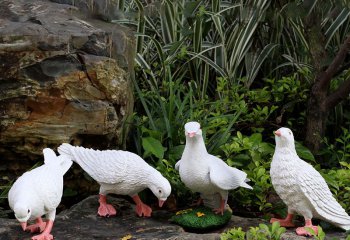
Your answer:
[170,206,232,232]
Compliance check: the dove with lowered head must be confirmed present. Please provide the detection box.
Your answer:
[8,148,72,240]
[58,143,171,218]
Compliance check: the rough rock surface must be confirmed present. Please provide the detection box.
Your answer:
[0,196,347,239]
[0,0,134,162]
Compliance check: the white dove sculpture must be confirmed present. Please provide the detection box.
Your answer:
[8,148,72,240]
[175,121,252,215]
[270,127,350,236]
[57,143,171,217]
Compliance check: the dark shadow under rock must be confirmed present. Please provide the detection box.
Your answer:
[0,195,348,240]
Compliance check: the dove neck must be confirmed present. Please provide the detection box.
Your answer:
[276,141,296,154]
[145,168,162,185]
[184,136,208,156]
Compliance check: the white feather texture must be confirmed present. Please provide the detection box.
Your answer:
[8,148,72,222]
[57,143,171,200]
[271,127,350,230]
[176,121,252,209]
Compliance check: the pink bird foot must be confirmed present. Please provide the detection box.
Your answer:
[97,194,117,217]
[295,219,318,236]
[213,207,224,215]
[31,220,54,240]
[270,213,295,227]
[132,195,152,217]
[26,218,46,233]
[31,233,53,240]
[213,199,225,215]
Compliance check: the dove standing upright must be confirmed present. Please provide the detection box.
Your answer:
[58,143,171,217]
[270,127,350,236]
[8,148,72,240]
[175,122,252,215]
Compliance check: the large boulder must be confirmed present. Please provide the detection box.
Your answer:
[0,0,134,162]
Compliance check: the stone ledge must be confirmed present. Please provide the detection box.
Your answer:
[0,195,347,239]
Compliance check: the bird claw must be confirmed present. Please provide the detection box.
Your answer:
[213,208,224,215]
[98,203,117,217]
[31,233,53,240]
[26,222,47,233]
[296,226,318,236]
[136,203,152,217]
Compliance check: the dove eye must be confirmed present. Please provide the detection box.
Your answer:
[27,209,30,213]
[289,132,291,135]
[159,189,162,194]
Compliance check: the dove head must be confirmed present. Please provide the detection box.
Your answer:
[149,172,171,208]
[274,127,296,150]
[13,203,31,229]
[184,121,202,139]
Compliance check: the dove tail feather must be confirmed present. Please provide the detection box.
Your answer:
[339,224,350,231]
[59,156,73,175]
[57,143,75,159]
[240,181,253,190]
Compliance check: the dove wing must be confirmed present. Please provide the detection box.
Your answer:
[175,160,181,171]
[297,159,350,224]
[67,146,129,184]
[208,155,248,190]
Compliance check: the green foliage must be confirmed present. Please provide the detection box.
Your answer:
[320,165,350,213]
[321,127,350,165]
[142,136,166,159]
[221,132,275,213]
[221,222,286,240]
[170,206,232,231]
[116,0,350,216]
[221,227,245,240]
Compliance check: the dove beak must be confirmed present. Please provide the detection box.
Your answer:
[159,199,165,207]
[188,132,196,138]
[20,222,27,231]
[274,130,281,137]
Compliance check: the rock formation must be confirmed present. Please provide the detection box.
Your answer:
[0,0,134,161]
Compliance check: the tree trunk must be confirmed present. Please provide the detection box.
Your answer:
[304,87,328,153]
[304,34,350,154]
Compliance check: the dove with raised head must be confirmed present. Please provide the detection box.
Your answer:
[8,148,72,240]
[175,121,252,215]
[270,127,350,236]
[58,143,171,217]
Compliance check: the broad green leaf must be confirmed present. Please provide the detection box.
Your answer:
[249,133,262,144]
[295,141,315,162]
[271,221,280,234]
[142,137,166,159]
[169,145,185,161]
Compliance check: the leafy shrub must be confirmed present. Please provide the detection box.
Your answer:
[119,0,350,217]
[221,222,286,240]
[321,127,350,166]
[320,165,350,213]
[221,132,275,214]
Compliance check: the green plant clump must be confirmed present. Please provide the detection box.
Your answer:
[170,206,232,231]
[221,222,286,240]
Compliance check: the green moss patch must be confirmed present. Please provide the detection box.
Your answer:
[170,206,232,232]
